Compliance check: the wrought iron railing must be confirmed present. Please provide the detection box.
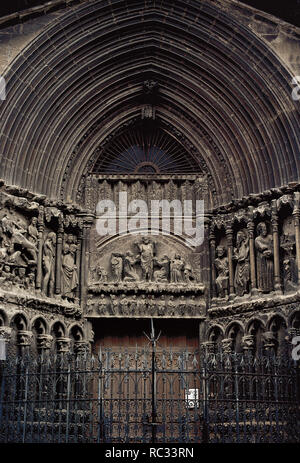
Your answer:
[0,348,299,443]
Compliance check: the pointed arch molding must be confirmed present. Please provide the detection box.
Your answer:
[0,0,299,207]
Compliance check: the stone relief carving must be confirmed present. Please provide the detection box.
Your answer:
[87,291,205,318]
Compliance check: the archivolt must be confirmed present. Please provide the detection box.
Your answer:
[0,0,298,206]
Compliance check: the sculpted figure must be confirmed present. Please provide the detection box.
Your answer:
[42,232,56,297]
[153,255,170,282]
[111,253,123,283]
[255,222,274,293]
[179,295,186,316]
[183,264,194,285]
[16,267,26,289]
[280,234,297,291]
[123,251,139,282]
[167,295,176,316]
[0,264,12,286]
[233,230,250,296]
[215,246,229,298]
[137,294,147,315]
[157,295,166,316]
[11,219,37,264]
[130,295,137,315]
[188,295,196,316]
[120,294,129,315]
[98,294,108,315]
[27,217,38,246]
[170,254,184,283]
[110,295,119,315]
[135,237,156,281]
[61,242,78,300]
[148,295,156,316]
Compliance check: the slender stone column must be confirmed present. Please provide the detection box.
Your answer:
[0,327,12,343]
[55,215,64,295]
[247,217,258,295]
[293,192,300,285]
[271,200,282,293]
[209,228,217,299]
[75,228,83,300]
[225,223,235,297]
[36,206,45,289]
[79,214,94,305]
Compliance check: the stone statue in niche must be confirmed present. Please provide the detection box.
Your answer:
[123,251,139,282]
[61,235,78,300]
[233,230,250,296]
[170,254,184,283]
[134,237,156,281]
[255,222,274,293]
[214,246,229,298]
[280,234,297,291]
[111,253,123,283]
[42,231,56,297]
[153,255,170,282]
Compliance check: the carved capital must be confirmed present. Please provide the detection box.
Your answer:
[293,192,300,224]
[262,331,278,350]
[37,334,53,350]
[247,220,255,238]
[74,341,89,354]
[241,334,255,351]
[0,326,12,342]
[56,337,71,353]
[287,327,300,343]
[17,330,33,347]
[201,341,215,354]
[221,338,233,354]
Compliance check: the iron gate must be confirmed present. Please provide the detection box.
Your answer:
[0,348,299,443]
